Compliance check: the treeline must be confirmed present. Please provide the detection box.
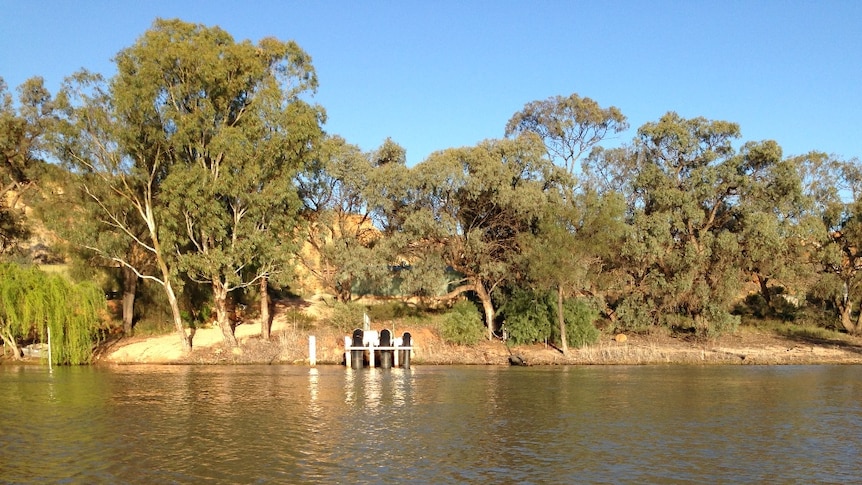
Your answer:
[2,19,861,362]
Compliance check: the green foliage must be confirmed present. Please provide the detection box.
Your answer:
[612,295,655,334]
[505,92,629,175]
[366,301,421,321]
[328,301,367,334]
[559,298,600,348]
[282,309,316,332]
[743,317,847,343]
[697,305,740,339]
[0,262,104,364]
[500,289,555,345]
[52,19,323,350]
[778,324,845,342]
[441,300,484,345]
[737,293,771,319]
[0,77,53,255]
[131,318,175,338]
[796,305,841,332]
[20,22,861,344]
[130,280,182,336]
[397,135,566,338]
[500,289,600,348]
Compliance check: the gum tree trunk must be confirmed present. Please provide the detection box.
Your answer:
[121,265,137,335]
[260,277,272,340]
[474,283,496,341]
[164,279,190,350]
[212,280,238,347]
[558,285,568,354]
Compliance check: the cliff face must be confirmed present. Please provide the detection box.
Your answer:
[3,188,64,263]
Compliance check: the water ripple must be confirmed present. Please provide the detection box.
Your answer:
[2,365,862,483]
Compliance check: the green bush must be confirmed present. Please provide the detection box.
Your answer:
[329,301,367,333]
[500,289,600,348]
[739,293,770,318]
[500,290,556,345]
[560,298,600,348]
[133,280,175,332]
[500,289,554,345]
[282,309,316,332]
[441,300,484,345]
[366,301,420,321]
[698,304,740,338]
[613,294,655,334]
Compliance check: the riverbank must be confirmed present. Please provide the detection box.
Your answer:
[96,300,862,366]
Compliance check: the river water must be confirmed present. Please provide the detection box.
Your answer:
[1,364,860,484]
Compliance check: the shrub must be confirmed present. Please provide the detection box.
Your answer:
[441,300,484,345]
[739,293,770,318]
[613,295,655,334]
[366,301,420,321]
[500,289,554,345]
[561,298,600,348]
[329,301,367,333]
[699,305,739,338]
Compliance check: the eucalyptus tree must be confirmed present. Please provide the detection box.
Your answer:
[505,93,628,176]
[582,145,642,209]
[734,141,809,310]
[0,77,53,255]
[137,20,323,346]
[618,113,797,336]
[297,135,374,301]
[505,93,628,345]
[399,134,565,339]
[54,67,193,350]
[54,19,323,349]
[43,91,151,338]
[802,155,862,334]
[519,188,626,352]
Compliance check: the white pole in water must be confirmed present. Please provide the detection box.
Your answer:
[47,326,53,372]
[344,336,351,367]
[308,335,317,366]
[394,339,399,368]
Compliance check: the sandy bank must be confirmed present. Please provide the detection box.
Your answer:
[98,312,862,367]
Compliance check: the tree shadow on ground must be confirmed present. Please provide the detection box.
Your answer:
[777,328,862,356]
[275,297,312,312]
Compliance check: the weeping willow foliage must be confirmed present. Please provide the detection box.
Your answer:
[0,263,105,365]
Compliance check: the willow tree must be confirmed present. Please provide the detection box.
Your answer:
[0,263,104,364]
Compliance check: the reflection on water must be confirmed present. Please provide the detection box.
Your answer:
[1,365,861,483]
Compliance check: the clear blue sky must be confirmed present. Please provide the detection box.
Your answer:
[2,0,860,165]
